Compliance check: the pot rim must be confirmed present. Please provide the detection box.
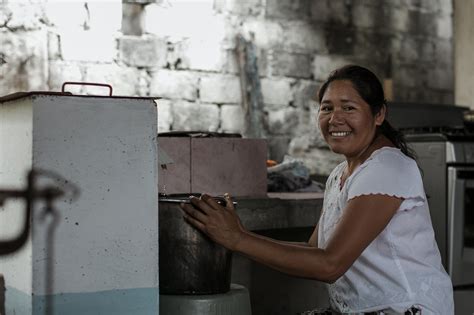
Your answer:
[159,193,237,205]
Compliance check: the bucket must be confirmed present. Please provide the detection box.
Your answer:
[159,194,233,295]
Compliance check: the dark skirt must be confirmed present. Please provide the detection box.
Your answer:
[298,306,422,315]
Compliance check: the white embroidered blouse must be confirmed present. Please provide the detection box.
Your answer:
[317,147,454,314]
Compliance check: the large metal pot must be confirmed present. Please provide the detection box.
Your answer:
[159,194,233,295]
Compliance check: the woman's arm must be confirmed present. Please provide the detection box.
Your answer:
[308,222,319,247]
[181,193,402,283]
[256,222,319,248]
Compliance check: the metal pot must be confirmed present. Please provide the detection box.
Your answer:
[159,194,233,295]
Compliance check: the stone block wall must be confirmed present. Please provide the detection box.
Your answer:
[0,0,454,175]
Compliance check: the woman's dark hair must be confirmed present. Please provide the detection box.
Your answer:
[317,64,416,160]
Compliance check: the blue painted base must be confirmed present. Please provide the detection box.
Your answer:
[5,286,32,315]
[5,286,158,315]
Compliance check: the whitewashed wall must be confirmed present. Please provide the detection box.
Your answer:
[0,0,454,175]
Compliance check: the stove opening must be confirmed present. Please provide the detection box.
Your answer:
[464,187,474,248]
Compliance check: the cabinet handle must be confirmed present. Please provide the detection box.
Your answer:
[61,82,113,96]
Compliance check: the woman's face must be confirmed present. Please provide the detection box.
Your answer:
[318,80,385,159]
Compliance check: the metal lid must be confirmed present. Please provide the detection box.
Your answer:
[159,194,236,205]
[0,91,72,103]
[0,82,159,103]
[158,131,242,138]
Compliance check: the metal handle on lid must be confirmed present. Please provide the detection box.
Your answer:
[61,82,113,96]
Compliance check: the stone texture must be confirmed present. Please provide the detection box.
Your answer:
[169,37,226,72]
[403,0,440,13]
[0,30,48,95]
[436,13,453,39]
[126,0,161,3]
[267,107,299,135]
[86,2,122,33]
[291,145,344,176]
[200,74,241,104]
[393,65,419,89]
[59,29,117,63]
[0,0,455,176]
[391,34,437,65]
[121,3,145,36]
[292,81,320,135]
[420,40,436,63]
[144,2,225,42]
[172,101,220,132]
[434,39,453,67]
[0,5,10,27]
[353,32,392,62]
[166,32,238,73]
[0,3,46,31]
[291,103,325,148]
[288,132,344,176]
[351,2,388,29]
[82,64,141,96]
[312,54,355,81]
[310,0,350,25]
[396,36,422,63]
[214,0,263,16]
[269,51,313,79]
[47,31,61,60]
[43,2,90,30]
[281,21,327,53]
[407,10,438,37]
[265,0,311,20]
[427,65,453,91]
[261,78,293,108]
[156,99,173,133]
[118,35,167,68]
[325,26,356,55]
[220,104,245,133]
[236,45,268,77]
[438,0,453,15]
[289,126,328,152]
[292,80,319,110]
[222,49,240,74]
[241,19,284,50]
[150,70,199,100]
[297,107,320,137]
[48,61,84,93]
[390,7,410,33]
[136,70,150,96]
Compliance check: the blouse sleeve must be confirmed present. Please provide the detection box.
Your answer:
[346,151,426,212]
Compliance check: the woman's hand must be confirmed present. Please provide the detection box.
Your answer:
[180,193,245,251]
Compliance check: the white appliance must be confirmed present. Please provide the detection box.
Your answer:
[0,88,159,314]
[390,103,474,315]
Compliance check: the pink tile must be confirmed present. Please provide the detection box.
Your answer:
[191,138,267,197]
[158,137,191,194]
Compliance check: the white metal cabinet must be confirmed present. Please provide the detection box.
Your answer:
[0,92,158,314]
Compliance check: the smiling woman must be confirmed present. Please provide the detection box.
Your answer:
[181,65,454,315]
[318,80,385,160]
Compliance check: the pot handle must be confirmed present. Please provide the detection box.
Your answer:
[61,82,113,96]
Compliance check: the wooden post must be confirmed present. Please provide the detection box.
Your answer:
[235,34,267,139]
